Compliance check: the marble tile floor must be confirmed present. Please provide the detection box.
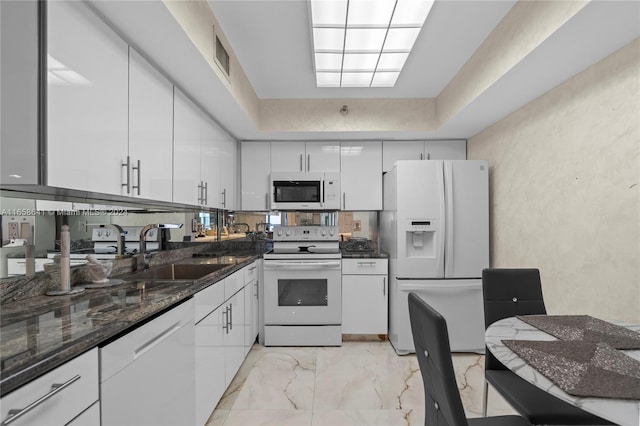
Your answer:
[207,341,518,426]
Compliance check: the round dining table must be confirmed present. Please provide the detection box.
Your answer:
[485,316,640,426]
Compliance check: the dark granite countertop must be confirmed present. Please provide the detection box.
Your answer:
[341,250,389,259]
[0,254,260,397]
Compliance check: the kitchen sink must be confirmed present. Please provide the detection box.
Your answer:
[121,263,230,281]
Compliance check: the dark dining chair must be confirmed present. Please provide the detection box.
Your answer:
[408,292,531,426]
[481,268,614,425]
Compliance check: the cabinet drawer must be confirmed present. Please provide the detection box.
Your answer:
[244,261,258,285]
[100,299,194,382]
[224,269,244,298]
[342,259,388,275]
[195,281,225,323]
[1,348,99,426]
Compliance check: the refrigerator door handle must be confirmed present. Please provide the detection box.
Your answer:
[436,161,446,278]
[444,161,454,277]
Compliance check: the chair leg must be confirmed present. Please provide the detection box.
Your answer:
[482,380,489,417]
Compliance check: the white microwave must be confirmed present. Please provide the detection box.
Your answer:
[270,172,340,210]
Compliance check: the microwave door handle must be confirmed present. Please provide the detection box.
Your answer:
[321,179,325,207]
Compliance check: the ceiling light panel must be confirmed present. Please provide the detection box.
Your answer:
[341,72,374,87]
[342,53,380,71]
[315,53,343,71]
[347,0,396,27]
[310,0,434,87]
[344,28,387,51]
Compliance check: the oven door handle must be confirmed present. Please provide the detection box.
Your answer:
[265,261,341,269]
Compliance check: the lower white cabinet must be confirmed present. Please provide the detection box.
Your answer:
[195,262,259,425]
[67,402,100,426]
[0,348,99,426]
[100,299,195,426]
[342,259,389,335]
[195,295,226,426]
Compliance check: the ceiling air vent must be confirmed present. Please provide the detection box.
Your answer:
[215,35,230,77]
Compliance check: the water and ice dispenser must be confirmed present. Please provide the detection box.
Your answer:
[405,220,436,258]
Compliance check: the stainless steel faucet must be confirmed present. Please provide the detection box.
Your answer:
[90,224,125,255]
[137,223,183,269]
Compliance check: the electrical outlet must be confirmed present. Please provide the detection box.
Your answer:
[79,221,88,233]
[8,222,19,240]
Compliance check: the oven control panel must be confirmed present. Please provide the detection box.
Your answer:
[273,226,338,241]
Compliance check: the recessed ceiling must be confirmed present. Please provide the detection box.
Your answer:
[208,0,515,99]
[91,0,639,141]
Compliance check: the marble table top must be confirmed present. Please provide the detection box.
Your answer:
[0,254,259,397]
[486,316,640,426]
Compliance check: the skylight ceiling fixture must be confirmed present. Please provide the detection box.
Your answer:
[311,0,434,88]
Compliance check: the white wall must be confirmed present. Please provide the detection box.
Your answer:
[468,39,639,321]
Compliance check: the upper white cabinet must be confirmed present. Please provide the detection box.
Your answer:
[271,141,340,173]
[128,48,173,202]
[47,0,128,195]
[173,88,202,206]
[175,88,237,209]
[341,141,382,210]
[200,116,222,209]
[382,140,467,172]
[219,136,237,210]
[241,142,271,211]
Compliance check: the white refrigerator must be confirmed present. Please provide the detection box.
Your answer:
[380,160,489,354]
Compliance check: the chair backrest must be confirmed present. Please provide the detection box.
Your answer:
[482,268,547,371]
[408,292,468,426]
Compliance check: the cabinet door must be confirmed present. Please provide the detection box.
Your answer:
[382,141,424,172]
[128,48,173,202]
[195,306,226,426]
[423,140,467,160]
[173,89,202,205]
[243,280,255,356]
[252,279,259,344]
[224,289,246,387]
[306,141,340,172]
[67,402,100,426]
[200,116,222,208]
[341,141,382,210]
[241,142,271,211]
[219,136,237,210]
[47,1,128,195]
[342,275,388,334]
[270,141,306,172]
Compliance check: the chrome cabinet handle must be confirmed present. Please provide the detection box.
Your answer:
[1,375,81,426]
[265,192,269,210]
[357,261,377,267]
[249,266,257,271]
[299,154,303,172]
[197,181,203,204]
[420,152,423,160]
[221,188,226,207]
[204,182,208,205]
[383,277,386,296]
[121,156,131,194]
[307,154,310,171]
[132,159,141,195]
[229,303,233,330]
[342,192,346,210]
[222,308,229,333]
[254,281,258,298]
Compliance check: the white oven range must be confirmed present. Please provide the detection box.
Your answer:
[263,226,342,346]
